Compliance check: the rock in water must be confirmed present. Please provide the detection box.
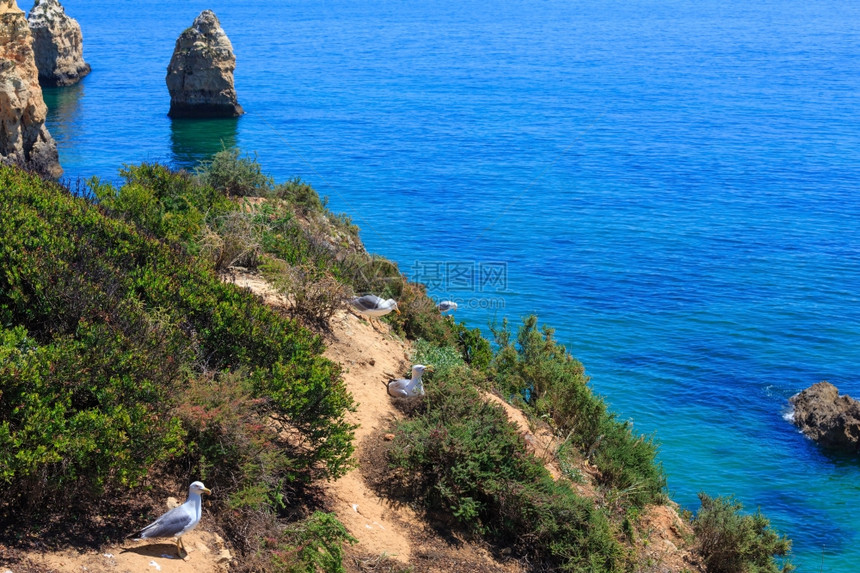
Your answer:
[166,10,244,118]
[0,0,62,178]
[789,381,860,453]
[27,0,90,86]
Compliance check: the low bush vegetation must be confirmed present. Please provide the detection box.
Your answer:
[0,165,355,567]
[258,511,357,573]
[261,258,350,330]
[92,162,234,247]
[692,493,793,573]
[386,369,625,571]
[273,176,326,214]
[491,316,665,508]
[197,147,274,197]
[199,210,263,270]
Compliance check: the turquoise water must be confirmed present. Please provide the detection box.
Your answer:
[44,1,860,569]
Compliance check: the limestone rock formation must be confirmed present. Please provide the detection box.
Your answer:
[27,0,90,86]
[166,10,243,118]
[0,0,62,178]
[789,381,860,453]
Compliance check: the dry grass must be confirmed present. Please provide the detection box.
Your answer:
[200,211,262,271]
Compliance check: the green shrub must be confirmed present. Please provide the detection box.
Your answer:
[412,339,464,377]
[0,165,355,518]
[196,147,274,197]
[386,282,455,345]
[274,177,325,214]
[692,493,793,573]
[174,370,290,512]
[451,320,493,370]
[263,512,357,573]
[492,316,665,507]
[91,162,234,247]
[0,310,187,508]
[386,372,624,571]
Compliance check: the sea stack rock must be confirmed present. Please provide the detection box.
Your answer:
[166,10,243,118]
[789,381,860,453]
[27,0,90,86]
[0,0,62,178]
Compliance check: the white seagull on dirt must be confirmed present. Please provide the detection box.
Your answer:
[132,481,212,557]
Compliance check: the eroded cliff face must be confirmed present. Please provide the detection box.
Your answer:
[27,0,90,87]
[790,381,860,453]
[0,0,62,178]
[166,10,243,119]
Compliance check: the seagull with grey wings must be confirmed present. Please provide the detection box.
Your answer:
[131,481,211,557]
[348,294,400,329]
[386,364,432,397]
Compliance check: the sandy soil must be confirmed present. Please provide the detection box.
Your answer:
[320,310,420,563]
[19,529,231,573]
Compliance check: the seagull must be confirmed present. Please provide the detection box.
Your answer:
[348,295,400,329]
[349,295,400,317]
[387,364,432,397]
[132,481,212,557]
[437,300,458,312]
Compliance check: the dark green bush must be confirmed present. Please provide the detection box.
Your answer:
[692,493,793,573]
[0,324,186,506]
[386,281,456,345]
[0,165,355,517]
[492,316,665,507]
[92,162,234,247]
[451,320,493,370]
[387,371,624,571]
[263,511,357,573]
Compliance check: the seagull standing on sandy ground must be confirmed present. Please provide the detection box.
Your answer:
[387,364,432,397]
[437,300,458,312]
[348,295,400,329]
[132,481,212,558]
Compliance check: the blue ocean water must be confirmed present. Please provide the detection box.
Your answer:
[44,0,860,570]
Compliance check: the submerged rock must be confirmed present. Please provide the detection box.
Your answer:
[0,0,62,178]
[789,381,860,453]
[166,10,243,119]
[27,0,90,86]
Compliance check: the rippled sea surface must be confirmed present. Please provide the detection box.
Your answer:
[46,1,860,569]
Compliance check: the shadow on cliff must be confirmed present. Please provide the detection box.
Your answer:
[169,117,239,170]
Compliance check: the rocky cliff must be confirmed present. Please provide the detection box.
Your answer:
[0,0,62,178]
[166,10,243,119]
[789,381,860,453]
[27,0,90,87]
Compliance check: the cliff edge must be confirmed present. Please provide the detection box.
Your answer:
[0,0,62,177]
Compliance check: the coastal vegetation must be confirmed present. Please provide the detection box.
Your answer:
[0,154,792,572]
[693,494,793,573]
